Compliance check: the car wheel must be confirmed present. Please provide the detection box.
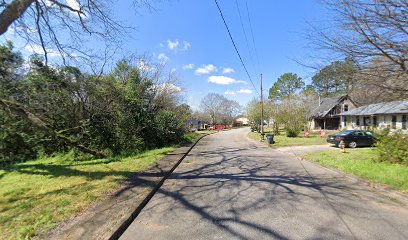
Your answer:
[349,141,357,148]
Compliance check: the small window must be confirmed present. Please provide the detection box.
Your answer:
[392,115,397,129]
[373,116,377,127]
[343,116,347,125]
[363,117,370,126]
[403,115,407,130]
[356,117,360,126]
[344,104,348,112]
[353,132,364,136]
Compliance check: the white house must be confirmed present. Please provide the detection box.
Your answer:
[339,100,408,133]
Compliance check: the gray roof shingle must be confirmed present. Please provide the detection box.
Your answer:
[310,94,347,118]
[340,100,408,116]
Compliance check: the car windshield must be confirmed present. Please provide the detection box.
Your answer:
[336,131,353,136]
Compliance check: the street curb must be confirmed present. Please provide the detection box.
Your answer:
[108,131,216,240]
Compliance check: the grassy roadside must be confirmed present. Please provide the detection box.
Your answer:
[248,130,332,147]
[303,148,408,193]
[0,130,214,240]
[0,148,175,239]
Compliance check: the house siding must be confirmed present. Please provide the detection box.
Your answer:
[344,114,408,133]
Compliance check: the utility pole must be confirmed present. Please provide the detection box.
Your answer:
[260,73,264,141]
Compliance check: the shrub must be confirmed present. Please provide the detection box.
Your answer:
[286,128,300,137]
[376,131,408,165]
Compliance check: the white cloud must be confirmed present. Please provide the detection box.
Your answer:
[158,53,169,62]
[182,63,195,70]
[237,89,253,94]
[183,41,191,50]
[25,44,60,57]
[66,0,80,10]
[224,90,236,96]
[222,68,235,74]
[208,76,246,85]
[167,40,180,51]
[164,39,191,52]
[195,64,217,75]
[170,67,177,73]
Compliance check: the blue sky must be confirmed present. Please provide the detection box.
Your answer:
[2,0,331,110]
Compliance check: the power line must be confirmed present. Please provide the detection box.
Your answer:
[214,0,260,96]
[246,1,260,66]
[235,0,258,76]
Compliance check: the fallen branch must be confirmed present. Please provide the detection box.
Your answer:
[0,98,107,158]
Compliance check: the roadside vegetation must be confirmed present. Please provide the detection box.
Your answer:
[303,148,408,193]
[0,148,173,239]
[247,128,336,147]
[0,127,211,240]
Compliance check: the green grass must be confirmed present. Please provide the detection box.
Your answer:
[182,130,214,144]
[303,148,408,193]
[0,147,173,240]
[248,128,334,147]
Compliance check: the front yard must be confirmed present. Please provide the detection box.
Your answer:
[303,148,408,193]
[248,129,336,147]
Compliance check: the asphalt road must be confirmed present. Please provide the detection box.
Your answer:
[120,128,408,240]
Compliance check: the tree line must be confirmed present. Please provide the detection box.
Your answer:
[0,41,190,163]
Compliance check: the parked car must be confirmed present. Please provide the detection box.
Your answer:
[327,130,375,148]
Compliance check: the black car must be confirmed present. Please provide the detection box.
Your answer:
[327,130,375,148]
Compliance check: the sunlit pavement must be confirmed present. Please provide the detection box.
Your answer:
[120,127,408,240]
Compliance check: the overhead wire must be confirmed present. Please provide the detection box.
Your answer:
[235,0,258,77]
[246,1,260,66]
[214,0,260,96]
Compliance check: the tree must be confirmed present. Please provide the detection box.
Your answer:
[272,93,317,137]
[0,0,153,65]
[246,99,272,132]
[311,59,357,97]
[199,93,241,125]
[268,73,304,101]
[314,0,408,93]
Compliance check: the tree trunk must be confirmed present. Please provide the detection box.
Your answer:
[0,98,107,158]
[0,0,35,36]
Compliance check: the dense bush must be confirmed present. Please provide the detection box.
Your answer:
[376,131,408,165]
[1,42,190,163]
[285,128,300,138]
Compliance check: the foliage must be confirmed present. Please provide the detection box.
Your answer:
[248,129,329,147]
[376,131,408,165]
[304,148,408,193]
[285,128,300,138]
[246,98,272,131]
[0,147,173,239]
[268,73,304,101]
[271,93,316,137]
[311,59,357,97]
[0,42,188,163]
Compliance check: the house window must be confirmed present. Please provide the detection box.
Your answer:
[392,115,397,129]
[356,117,360,126]
[373,116,377,127]
[344,104,348,112]
[343,116,347,125]
[403,115,407,130]
[363,117,370,126]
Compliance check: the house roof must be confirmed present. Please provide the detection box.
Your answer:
[310,94,348,118]
[190,120,210,125]
[339,100,408,116]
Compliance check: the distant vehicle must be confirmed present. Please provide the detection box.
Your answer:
[327,130,375,148]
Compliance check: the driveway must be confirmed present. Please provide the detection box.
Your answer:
[120,127,408,240]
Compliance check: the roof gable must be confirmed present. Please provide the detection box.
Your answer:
[310,94,348,118]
